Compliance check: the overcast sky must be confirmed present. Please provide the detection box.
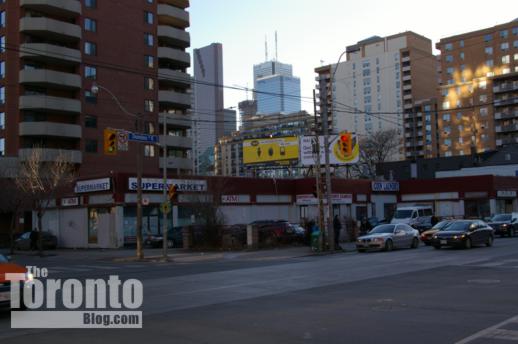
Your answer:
[189,0,518,114]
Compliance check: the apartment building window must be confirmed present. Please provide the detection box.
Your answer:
[0,138,4,156]
[442,113,451,122]
[85,140,98,153]
[0,36,5,53]
[446,67,454,75]
[479,80,487,89]
[442,101,450,110]
[459,40,464,48]
[441,88,448,97]
[445,43,453,51]
[0,11,5,28]
[501,42,509,51]
[515,53,518,61]
[486,59,493,67]
[85,18,97,32]
[85,115,97,128]
[144,77,154,90]
[85,90,97,104]
[513,40,518,48]
[145,55,154,68]
[479,94,487,103]
[502,55,510,64]
[500,30,508,38]
[480,107,488,116]
[85,65,97,79]
[145,11,154,24]
[484,34,492,42]
[444,139,452,146]
[502,67,510,74]
[445,55,453,63]
[456,113,462,120]
[144,100,154,112]
[85,41,97,56]
[460,52,465,60]
[85,0,96,8]
[484,47,493,55]
[146,0,153,3]
[144,145,155,157]
[0,86,4,104]
[144,33,154,47]
[0,112,4,129]
[0,61,4,79]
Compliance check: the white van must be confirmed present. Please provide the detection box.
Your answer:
[391,206,434,225]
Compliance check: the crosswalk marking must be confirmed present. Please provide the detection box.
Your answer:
[456,315,518,343]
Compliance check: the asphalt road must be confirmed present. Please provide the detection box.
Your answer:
[2,239,518,343]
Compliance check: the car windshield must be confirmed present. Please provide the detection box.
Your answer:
[394,210,413,219]
[441,221,471,231]
[370,224,395,234]
[0,254,8,263]
[433,221,449,230]
[491,214,511,222]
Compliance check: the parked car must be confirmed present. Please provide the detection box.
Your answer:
[256,220,299,245]
[290,223,306,243]
[0,254,31,309]
[356,224,420,252]
[14,231,57,250]
[487,213,518,238]
[390,206,434,227]
[420,220,451,245]
[431,220,494,249]
[144,227,184,248]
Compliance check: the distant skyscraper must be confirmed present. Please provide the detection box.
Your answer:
[193,43,224,175]
[253,60,301,115]
[223,108,237,136]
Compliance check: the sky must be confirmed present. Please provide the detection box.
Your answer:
[189,0,518,114]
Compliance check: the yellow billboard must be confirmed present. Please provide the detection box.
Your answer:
[243,137,299,165]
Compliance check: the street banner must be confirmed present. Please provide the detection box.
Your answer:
[243,136,299,165]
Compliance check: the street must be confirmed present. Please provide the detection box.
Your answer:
[2,239,518,343]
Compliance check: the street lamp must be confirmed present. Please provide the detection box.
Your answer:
[91,83,145,260]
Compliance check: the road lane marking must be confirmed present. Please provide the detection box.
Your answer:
[456,315,518,343]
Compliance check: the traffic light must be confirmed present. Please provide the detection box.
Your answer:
[168,184,178,201]
[339,132,353,156]
[104,129,117,155]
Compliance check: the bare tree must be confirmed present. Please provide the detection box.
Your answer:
[349,129,401,179]
[15,149,76,256]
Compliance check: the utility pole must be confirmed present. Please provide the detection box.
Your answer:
[135,115,144,260]
[319,77,334,251]
[313,89,325,251]
[162,113,169,260]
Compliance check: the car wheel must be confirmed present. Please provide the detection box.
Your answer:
[433,245,441,250]
[357,249,366,253]
[486,236,494,247]
[411,238,419,249]
[384,240,393,252]
[167,240,174,249]
[424,242,431,246]
[464,238,472,249]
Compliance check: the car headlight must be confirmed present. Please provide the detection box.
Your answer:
[502,224,509,228]
[433,236,438,239]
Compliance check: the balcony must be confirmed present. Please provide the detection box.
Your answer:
[19,69,81,89]
[493,82,518,93]
[160,135,192,149]
[19,122,82,138]
[20,43,81,65]
[159,0,189,9]
[20,17,81,42]
[158,90,191,109]
[160,157,192,170]
[497,137,518,146]
[494,98,518,107]
[157,25,190,48]
[403,84,412,91]
[157,47,190,68]
[19,95,81,114]
[495,111,518,120]
[402,75,411,81]
[401,56,410,63]
[496,124,518,133]
[159,112,192,128]
[158,69,191,87]
[157,4,189,28]
[20,0,81,18]
[403,94,413,100]
[402,66,411,72]
[19,148,82,164]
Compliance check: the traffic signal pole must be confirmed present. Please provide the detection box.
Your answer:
[135,115,144,260]
[313,90,325,252]
[162,113,169,260]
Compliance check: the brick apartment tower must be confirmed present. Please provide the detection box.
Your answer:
[0,0,192,177]
[436,20,518,157]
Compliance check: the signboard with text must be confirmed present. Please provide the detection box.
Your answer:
[372,181,400,192]
[243,137,299,165]
[221,195,251,204]
[299,135,360,166]
[75,178,111,194]
[128,178,207,192]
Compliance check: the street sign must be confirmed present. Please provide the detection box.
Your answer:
[117,130,129,151]
[160,201,171,214]
[128,132,159,144]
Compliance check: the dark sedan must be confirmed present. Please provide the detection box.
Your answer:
[15,231,57,250]
[487,213,518,238]
[431,220,494,249]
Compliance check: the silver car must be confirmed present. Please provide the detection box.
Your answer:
[356,224,420,252]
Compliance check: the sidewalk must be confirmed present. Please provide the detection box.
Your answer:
[3,242,357,264]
